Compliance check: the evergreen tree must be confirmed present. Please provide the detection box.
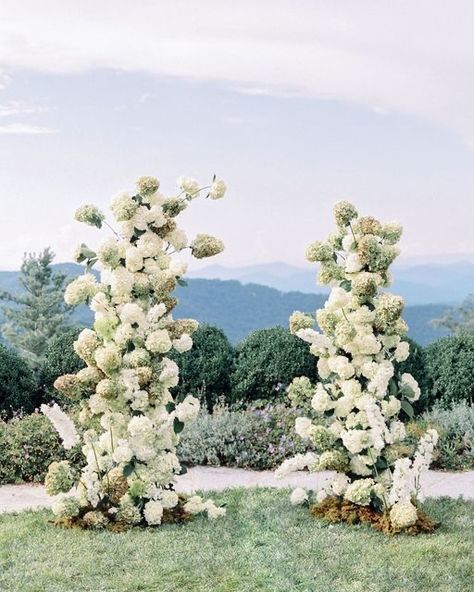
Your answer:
[0,248,73,367]
[433,294,474,334]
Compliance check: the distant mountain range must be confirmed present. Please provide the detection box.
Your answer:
[0,263,451,346]
[188,261,474,306]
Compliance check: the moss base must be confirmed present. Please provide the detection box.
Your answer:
[52,494,193,532]
[310,496,438,535]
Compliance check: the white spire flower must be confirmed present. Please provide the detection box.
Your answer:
[41,403,80,450]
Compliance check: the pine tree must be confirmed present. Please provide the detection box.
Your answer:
[0,248,73,367]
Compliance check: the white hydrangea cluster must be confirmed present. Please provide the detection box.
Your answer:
[277,201,438,529]
[44,174,227,529]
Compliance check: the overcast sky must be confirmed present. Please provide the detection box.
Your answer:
[0,1,474,270]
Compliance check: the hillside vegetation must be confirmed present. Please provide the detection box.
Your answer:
[0,265,450,345]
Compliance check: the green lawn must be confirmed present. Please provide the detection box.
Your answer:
[1,489,473,592]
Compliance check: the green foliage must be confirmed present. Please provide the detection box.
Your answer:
[0,344,37,414]
[37,326,85,405]
[0,413,82,484]
[179,401,474,473]
[425,334,474,405]
[168,324,234,410]
[231,327,318,404]
[177,404,307,469]
[406,402,474,471]
[2,400,472,485]
[433,294,474,334]
[0,248,74,367]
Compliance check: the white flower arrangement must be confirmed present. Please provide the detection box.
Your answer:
[277,201,438,532]
[43,173,227,529]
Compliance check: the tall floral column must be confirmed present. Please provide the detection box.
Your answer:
[42,174,227,529]
[277,201,438,534]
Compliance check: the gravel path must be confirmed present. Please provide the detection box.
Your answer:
[1,466,473,513]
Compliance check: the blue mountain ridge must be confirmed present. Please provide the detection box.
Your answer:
[0,263,452,346]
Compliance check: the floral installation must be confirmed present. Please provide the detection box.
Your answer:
[42,174,227,530]
[276,201,438,534]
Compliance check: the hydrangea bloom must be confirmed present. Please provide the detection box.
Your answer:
[276,201,438,532]
[43,173,226,529]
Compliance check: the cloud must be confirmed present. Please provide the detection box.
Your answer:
[0,1,473,141]
[0,100,46,117]
[0,123,56,134]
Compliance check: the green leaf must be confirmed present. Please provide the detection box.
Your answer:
[123,463,134,477]
[388,378,398,397]
[400,400,414,419]
[177,278,188,287]
[165,401,176,413]
[178,465,188,475]
[82,247,97,259]
[173,417,185,434]
[375,457,388,470]
[85,259,98,272]
[340,279,352,292]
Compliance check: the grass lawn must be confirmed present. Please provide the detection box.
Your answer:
[1,489,473,592]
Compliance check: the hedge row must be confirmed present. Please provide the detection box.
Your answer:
[2,400,473,484]
[1,326,474,415]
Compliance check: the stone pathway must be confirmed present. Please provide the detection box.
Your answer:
[0,467,473,513]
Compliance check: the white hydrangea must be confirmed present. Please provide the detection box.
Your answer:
[295,417,314,439]
[341,429,373,454]
[275,452,319,479]
[113,440,133,463]
[326,287,351,311]
[334,395,355,418]
[183,495,206,515]
[137,232,163,258]
[367,362,394,399]
[175,395,200,423]
[330,473,350,496]
[327,355,355,379]
[109,267,134,298]
[178,176,200,197]
[167,229,188,250]
[345,252,363,273]
[389,501,418,529]
[145,329,172,354]
[120,302,145,325]
[400,373,421,401]
[110,191,138,221]
[173,334,193,353]
[209,179,226,199]
[394,340,410,362]
[125,247,144,272]
[160,490,179,509]
[64,274,98,306]
[290,487,308,506]
[144,500,164,525]
[311,384,334,413]
[169,260,188,277]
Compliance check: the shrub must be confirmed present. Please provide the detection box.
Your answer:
[0,413,82,484]
[406,402,474,471]
[231,327,318,404]
[395,337,430,413]
[37,326,85,405]
[424,334,474,406]
[168,324,234,410]
[0,344,37,414]
[178,404,307,470]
